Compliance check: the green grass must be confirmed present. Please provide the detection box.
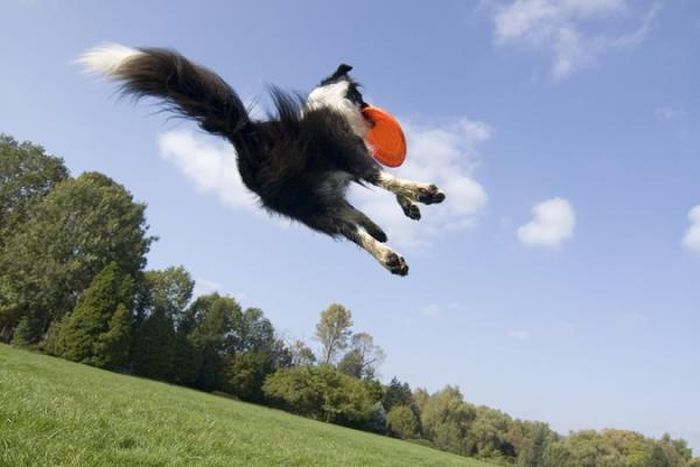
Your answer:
[0,344,493,467]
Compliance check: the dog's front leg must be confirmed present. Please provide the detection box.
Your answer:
[375,172,446,217]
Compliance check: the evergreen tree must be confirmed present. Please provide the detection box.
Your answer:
[131,309,175,381]
[58,262,133,368]
[94,304,132,370]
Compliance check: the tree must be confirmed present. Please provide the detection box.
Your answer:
[10,317,33,348]
[289,339,316,367]
[188,294,242,391]
[466,406,514,459]
[58,262,134,369]
[169,305,201,386]
[224,310,290,402]
[41,319,64,356]
[138,266,196,384]
[224,351,282,402]
[338,332,385,379]
[513,421,555,467]
[0,135,69,246]
[315,304,353,364]
[263,365,376,427]
[383,377,415,412]
[0,135,69,341]
[142,266,194,323]
[387,405,420,439]
[418,386,476,456]
[131,308,175,380]
[94,304,132,370]
[0,172,153,342]
[236,307,275,353]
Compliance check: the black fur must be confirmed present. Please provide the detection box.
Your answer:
[117,48,382,240]
[93,47,448,275]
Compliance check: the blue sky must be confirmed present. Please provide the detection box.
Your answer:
[2,0,699,451]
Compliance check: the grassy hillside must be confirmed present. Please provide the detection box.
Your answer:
[0,344,493,467]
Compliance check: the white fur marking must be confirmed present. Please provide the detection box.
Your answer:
[357,230,391,262]
[76,43,144,78]
[306,81,369,138]
[378,172,430,200]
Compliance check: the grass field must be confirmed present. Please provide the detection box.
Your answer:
[0,344,493,466]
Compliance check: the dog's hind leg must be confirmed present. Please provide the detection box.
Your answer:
[303,211,407,275]
[339,223,408,276]
[340,201,387,242]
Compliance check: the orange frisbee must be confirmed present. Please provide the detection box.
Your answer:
[362,106,407,167]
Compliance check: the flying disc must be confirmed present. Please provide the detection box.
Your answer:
[362,106,407,168]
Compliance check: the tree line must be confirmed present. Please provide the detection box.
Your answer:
[1,134,698,467]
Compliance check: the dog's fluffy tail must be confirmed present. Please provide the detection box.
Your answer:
[78,44,251,141]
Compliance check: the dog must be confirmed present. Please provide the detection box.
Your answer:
[79,44,445,275]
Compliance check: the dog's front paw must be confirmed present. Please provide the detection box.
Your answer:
[417,184,446,205]
[384,252,409,276]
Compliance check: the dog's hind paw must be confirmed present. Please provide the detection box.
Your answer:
[384,252,409,276]
[417,184,446,205]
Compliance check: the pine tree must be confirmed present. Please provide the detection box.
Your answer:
[58,262,133,367]
[131,309,175,381]
[94,304,132,370]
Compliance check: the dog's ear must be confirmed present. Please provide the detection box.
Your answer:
[321,64,354,85]
[335,63,353,75]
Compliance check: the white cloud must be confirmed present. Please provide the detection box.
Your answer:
[159,116,490,251]
[351,117,490,250]
[158,130,260,213]
[488,0,660,79]
[517,197,575,247]
[682,205,700,254]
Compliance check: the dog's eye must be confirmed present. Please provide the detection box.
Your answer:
[346,85,365,107]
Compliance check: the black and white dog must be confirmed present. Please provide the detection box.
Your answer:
[80,44,445,275]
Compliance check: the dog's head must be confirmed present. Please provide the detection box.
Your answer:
[306,63,370,138]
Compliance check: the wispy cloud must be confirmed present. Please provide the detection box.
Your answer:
[158,130,261,213]
[517,197,575,247]
[351,117,490,250]
[682,205,700,254]
[485,0,660,79]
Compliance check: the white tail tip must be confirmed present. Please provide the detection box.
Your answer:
[76,43,144,77]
